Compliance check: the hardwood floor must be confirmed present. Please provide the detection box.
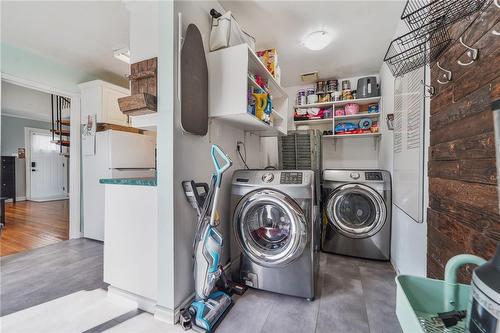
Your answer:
[0,200,69,256]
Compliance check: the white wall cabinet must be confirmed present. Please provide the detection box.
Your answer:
[208,44,288,136]
[79,80,130,126]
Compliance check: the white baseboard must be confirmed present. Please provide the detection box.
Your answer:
[30,196,69,202]
[107,285,156,314]
[154,304,175,325]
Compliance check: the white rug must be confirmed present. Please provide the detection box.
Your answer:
[0,289,137,333]
[104,313,184,333]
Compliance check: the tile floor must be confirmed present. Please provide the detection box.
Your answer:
[0,239,402,333]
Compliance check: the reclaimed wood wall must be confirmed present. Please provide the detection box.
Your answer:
[428,2,500,281]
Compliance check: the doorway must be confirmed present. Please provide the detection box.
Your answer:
[1,81,74,256]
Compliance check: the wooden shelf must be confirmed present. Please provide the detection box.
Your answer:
[118,93,157,116]
[323,132,381,139]
[295,96,381,109]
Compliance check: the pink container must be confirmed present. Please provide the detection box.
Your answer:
[345,103,359,115]
[335,108,345,116]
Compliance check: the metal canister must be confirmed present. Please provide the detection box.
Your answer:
[296,89,306,106]
[316,81,326,94]
[341,80,351,91]
[327,79,338,92]
[306,87,316,96]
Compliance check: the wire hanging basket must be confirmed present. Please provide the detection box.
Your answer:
[402,0,492,35]
[384,21,451,77]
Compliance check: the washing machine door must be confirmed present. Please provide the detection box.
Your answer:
[233,189,308,268]
[325,184,386,239]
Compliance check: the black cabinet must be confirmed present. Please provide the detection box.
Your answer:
[1,156,16,202]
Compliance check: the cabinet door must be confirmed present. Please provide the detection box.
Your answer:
[102,87,129,126]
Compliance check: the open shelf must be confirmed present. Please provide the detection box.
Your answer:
[334,112,380,121]
[323,132,381,139]
[208,44,288,136]
[295,96,381,109]
[294,118,333,125]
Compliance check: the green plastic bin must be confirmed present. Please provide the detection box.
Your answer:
[396,275,471,332]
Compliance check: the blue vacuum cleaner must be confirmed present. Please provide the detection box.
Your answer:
[181,144,234,332]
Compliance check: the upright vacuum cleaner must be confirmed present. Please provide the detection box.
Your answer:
[181,144,233,332]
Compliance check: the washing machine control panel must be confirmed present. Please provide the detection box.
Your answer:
[365,171,383,181]
[280,172,303,184]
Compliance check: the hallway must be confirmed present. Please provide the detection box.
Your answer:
[1,200,69,256]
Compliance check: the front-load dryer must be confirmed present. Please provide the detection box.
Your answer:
[230,170,319,300]
[322,169,391,260]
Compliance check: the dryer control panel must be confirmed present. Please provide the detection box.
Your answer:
[280,172,303,184]
[365,171,383,181]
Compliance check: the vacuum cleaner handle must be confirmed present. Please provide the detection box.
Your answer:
[211,144,232,187]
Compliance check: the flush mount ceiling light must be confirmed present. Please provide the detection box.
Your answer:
[303,31,332,51]
[113,48,130,64]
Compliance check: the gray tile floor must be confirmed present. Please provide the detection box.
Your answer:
[217,253,402,333]
[1,238,107,316]
[1,239,402,333]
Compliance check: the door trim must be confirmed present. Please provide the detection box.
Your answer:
[4,73,81,239]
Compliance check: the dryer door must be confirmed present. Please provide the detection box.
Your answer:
[325,184,387,239]
[233,189,308,268]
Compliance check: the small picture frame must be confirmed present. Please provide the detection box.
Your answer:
[17,148,25,159]
[387,114,394,131]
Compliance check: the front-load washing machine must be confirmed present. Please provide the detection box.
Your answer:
[230,170,319,300]
[322,169,391,260]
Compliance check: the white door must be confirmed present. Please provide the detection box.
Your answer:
[30,131,66,201]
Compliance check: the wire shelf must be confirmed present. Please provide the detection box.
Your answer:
[402,0,492,35]
[384,22,451,77]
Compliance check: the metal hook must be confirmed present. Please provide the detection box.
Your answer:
[436,62,452,84]
[457,37,479,66]
[421,80,435,97]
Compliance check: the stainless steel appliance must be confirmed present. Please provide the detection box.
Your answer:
[465,99,500,333]
[230,170,319,300]
[322,169,391,260]
[356,76,379,99]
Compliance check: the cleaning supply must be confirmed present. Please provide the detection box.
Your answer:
[359,118,373,130]
[335,122,358,134]
[252,92,268,121]
[181,145,234,332]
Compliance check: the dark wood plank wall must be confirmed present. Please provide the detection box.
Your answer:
[428,2,500,281]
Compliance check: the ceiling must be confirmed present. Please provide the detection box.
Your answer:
[1,1,130,87]
[220,1,405,87]
[2,82,52,122]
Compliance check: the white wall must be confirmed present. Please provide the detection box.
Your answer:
[172,1,262,310]
[378,62,428,277]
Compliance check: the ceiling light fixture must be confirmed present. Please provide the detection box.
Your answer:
[303,31,332,51]
[113,48,130,64]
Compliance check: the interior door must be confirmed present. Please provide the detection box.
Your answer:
[233,189,308,267]
[30,132,66,201]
